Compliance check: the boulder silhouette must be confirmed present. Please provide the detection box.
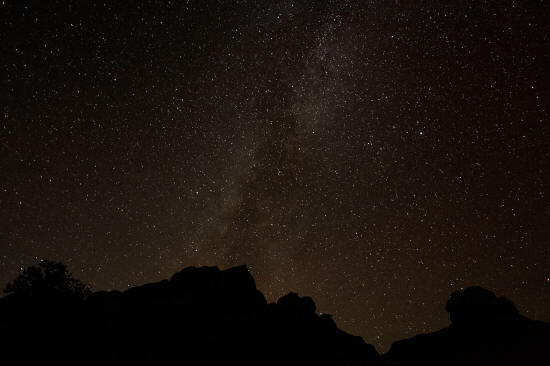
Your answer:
[383,286,550,365]
[277,292,316,313]
[445,286,520,326]
[0,265,381,366]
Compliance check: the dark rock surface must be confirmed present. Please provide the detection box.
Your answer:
[383,286,550,365]
[2,268,548,366]
[0,265,381,365]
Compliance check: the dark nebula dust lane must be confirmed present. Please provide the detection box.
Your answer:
[1,0,549,351]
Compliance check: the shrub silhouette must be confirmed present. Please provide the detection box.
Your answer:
[4,260,91,300]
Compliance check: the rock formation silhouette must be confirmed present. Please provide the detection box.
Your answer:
[0,264,381,365]
[1,264,548,365]
[383,286,550,365]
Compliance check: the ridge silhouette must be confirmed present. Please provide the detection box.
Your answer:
[383,286,550,365]
[0,263,548,365]
[0,264,380,365]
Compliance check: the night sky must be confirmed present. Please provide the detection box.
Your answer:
[1,0,549,351]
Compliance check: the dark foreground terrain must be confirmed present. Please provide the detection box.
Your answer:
[383,286,550,365]
[0,265,548,365]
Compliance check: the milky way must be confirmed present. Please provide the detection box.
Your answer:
[1,1,549,351]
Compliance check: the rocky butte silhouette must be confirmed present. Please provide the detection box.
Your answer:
[1,265,548,366]
[0,264,381,365]
[383,286,550,365]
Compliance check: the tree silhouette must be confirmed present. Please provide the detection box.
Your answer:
[4,260,91,300]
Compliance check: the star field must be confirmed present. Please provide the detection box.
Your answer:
[1,0,549,351]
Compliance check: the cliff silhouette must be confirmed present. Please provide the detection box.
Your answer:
[383,286,550,365]
[0,264,380,365]
[0,264,548,365]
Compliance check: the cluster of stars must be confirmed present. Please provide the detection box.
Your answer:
[1,0,549,352]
